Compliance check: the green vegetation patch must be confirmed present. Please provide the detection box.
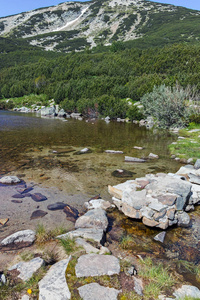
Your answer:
[169,123,200,161]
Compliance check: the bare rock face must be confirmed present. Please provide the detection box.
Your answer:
[78,283,121,300]
[0,230,36,249]
[75,208,108,231]
[38,258,71,300]
[75,254,120,277]
[9,257,44,281]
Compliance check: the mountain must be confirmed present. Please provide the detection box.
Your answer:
[0,0,200,52]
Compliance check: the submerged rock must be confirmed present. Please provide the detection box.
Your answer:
[47,202,67,211]
[31,193,47,202]
[111,169,135,178]
[74,148,92,155]
[125,156,146,163]
[30,210,48,220]
[63,204,79,221]
[154,231,166,243]
[105,150,123,154]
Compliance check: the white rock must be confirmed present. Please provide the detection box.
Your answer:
[84,199,113,210]
[148,153,159,159]
[173,285,200,299]
[9,257,44,281]
[1,230,36,246]
[78,283,120,300]
[57,228,105,244]
[39,258,71,300]
[75,254,120,277]
[20,296,30,300]
[75,208,108,231]
[75,238,99,254]
[105,150,123,154]
[0,176,21,184]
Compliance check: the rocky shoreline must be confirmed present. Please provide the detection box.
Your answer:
[0,164,200,299]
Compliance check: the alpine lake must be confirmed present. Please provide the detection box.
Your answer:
[0,110,199,287]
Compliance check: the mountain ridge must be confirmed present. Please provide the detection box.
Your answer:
[0,0,200,52]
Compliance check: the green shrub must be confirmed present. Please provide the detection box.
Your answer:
[141,84,191,128]
[60,98,76,113]
[189,113,200,124]
[126,105,144,120]
[97,94,128,118]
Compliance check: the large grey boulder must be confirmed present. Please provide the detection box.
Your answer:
[9,257,44,281]
[58,109,66,118]
[75,209,108,231]
[75,254,120,277]
[173,285,200,299]
[78,283,120,300]
[0,176,20,184]
[57,228,105,244]
[1,230,36,248]
[41,107,56,117]
[38,258,71,300]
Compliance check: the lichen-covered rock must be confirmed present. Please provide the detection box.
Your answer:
[9,257,44,281]
[78,283,120,300]
[38,258,71,300]
[75,254,120,277]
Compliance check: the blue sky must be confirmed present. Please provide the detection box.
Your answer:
[0,0,200,18]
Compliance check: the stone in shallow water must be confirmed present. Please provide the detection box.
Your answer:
[9,257,44,281]
[47,202,67,211]
[84,199,113,210]
[0,176,21,184]
[75,254,120,277]
[63,204,79,221]
[125,156,146,163]
[111,169,135,178]
[78,283,120,300]
[154,231,166,243]
[31,193,47,202]
[30,210,48,220]
[0,230,36,249]
[0,218,9,225]
[11,200,23,203]
[12,194,25,199]
[38,258,71,300]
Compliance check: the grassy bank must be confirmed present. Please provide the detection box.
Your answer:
[169,123,200,162]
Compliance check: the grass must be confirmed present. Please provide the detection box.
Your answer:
[59,237,79,255]
[0,94,49,109]
[0,266,46,300]
[139,257,175,299]
[176,260,200,282]
[20,250,34,262]
[169,123,200,161]
[36,223,69,245]
[119,234,135,249]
